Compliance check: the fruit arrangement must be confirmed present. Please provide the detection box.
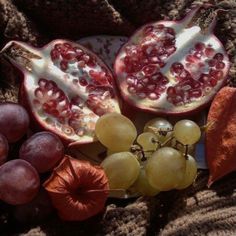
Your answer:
[0,4,235,223]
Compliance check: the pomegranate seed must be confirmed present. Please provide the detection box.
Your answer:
[157,24,164,30]
[148,56,159,63]
[166,46,176,55]
[210,79,217,87]
[54,43,63,52]
[38,78,47,87]
[46,81,57,90]
[194,51,203,59]
[205,47,215,57]
[128,86,136,94]
[171,62,184,74]
[126,76,136,85]
[82,54,90,63]
[193,81,201,89]
[79,77,88,86]
[35,88,44,98]
[146,84,156,91]
[136,83,144,90]
[50,49,60,61]
[210,69,223,80]
[195,42,205,51]
[166,27,175,35]
[167,87,176,95]
[186,55,196,63]
[216,62,225,69]
[189,89,202,98]
[62,51,76,61]
[144,25,154,35]
[74,47,84,56]
[148,93,159,100]
[60,60,68,71]
[213,53,224,61]
[63,43,73,49]
[208,59,217,67]
[143,65,158,76]
[124,56,130,64]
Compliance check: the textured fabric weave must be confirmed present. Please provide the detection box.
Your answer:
[0,0,236,235]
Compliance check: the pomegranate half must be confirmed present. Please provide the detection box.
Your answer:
[114,5,230,115]
[1,40,120,145]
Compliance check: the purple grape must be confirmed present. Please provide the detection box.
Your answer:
[14,188,54,223]
[0,103,29,143]
[20,132,64,173]
[0,159,40,205]
[0,133,8,165]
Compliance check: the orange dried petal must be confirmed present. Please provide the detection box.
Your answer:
[43,155,109,221]
[206,87,236,186]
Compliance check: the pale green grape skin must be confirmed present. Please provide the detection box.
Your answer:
[131,168,160,196]
[173,120,201,145]
[176,155,197,190]
[137,132,158,151]
[95,113,137,152]
[171,138,195,156]
[146,147,186,191]
[144,118,173,143]
[101,152,140,190]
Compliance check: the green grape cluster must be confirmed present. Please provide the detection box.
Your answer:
[95,113,201,196]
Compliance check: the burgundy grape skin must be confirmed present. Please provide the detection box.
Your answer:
[0,103,29,143]
[14,187,53,223]
[0,159,40,205]
[0,133,8,165]
[19,132,65,173]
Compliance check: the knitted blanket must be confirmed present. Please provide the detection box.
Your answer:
[0,1,236,235]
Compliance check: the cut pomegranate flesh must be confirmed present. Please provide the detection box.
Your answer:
[114,6,230,115]
[1,40,120,145]
[78,35,128,70]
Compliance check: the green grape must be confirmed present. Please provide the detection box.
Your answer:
[144,118,173,143]
[171,138,195,156]
[176,155,197,190]
[131,168,160,196]
[173,120,201,145]
[107,149,116,156]
[95,113,137,152]
[101,152,140,190]
[146,147,186,191]
[137,132,158,151]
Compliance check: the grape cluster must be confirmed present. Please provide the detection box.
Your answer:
[0,103,64,205]
[95,113,200,196]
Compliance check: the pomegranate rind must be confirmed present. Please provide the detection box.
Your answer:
[43,155,109,221]
[114,6,230,115]
[1,39,121,145]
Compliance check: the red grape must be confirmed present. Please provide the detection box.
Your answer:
[0,159,40,205]
[0,133,8,165]
[20,132,64,173]
[0,103,29,143]
[14,188,54,223]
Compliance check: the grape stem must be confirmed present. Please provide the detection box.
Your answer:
[200,121,215,132]
[184,145,189,159]
[159,136,174,148]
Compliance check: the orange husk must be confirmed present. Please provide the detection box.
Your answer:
[43,155,109,221]
[206,87,236,187]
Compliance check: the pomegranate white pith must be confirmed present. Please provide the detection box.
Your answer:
[1,40,120,145]
[114,6,230,115]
